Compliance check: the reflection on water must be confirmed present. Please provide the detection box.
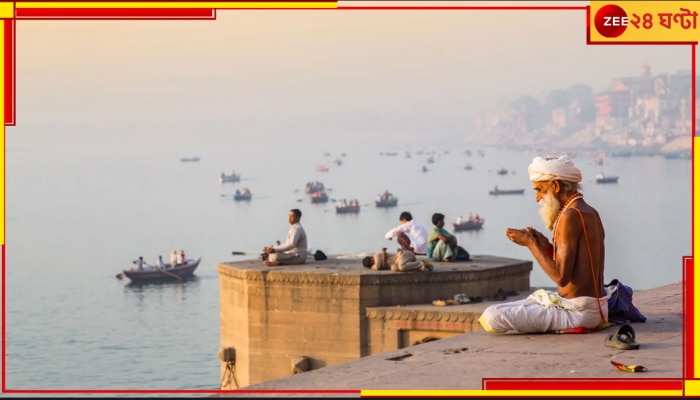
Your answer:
[124,275,201,290]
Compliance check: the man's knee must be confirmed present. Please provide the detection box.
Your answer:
[397,232,411,249]
[271,253,306,265]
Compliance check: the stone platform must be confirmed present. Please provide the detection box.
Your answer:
[217,254,532,388]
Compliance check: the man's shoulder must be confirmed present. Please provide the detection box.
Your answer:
[563,202,598,217]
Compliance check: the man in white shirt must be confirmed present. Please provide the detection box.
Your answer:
[263,208,308,266]
[384,211,429,255]
[169,250,178,268]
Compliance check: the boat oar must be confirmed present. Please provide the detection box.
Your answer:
[159,268,183,281]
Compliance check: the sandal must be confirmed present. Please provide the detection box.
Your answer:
[605,324,640,350]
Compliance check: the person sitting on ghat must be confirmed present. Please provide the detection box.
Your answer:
[362,247,432,272]
[384,211,429,255]
[427,213,459,263]
[262,208,308,267]
[479,155,610,333]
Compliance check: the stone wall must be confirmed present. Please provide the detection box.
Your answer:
[218,255,532,388]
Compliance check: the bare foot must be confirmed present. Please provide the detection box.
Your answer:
[264,260,280,267]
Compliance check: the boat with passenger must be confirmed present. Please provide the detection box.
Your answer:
[220,170,241,183]
[121,257,201,282]
[595,173,619,184]
[234,188,252,201]
[489,185,525,195]
[453,216,485,232]
[375,191,398,208]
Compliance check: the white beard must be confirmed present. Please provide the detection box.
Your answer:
[538,191,562,231]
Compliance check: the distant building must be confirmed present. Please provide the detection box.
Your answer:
[595,89,631,127]
[666,70,692,98]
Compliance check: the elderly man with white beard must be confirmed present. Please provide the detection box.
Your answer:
[479,155,610,333]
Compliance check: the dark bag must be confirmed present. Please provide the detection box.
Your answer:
[605,279,646,324]
[455,246,471,261]
[314,250,327,261]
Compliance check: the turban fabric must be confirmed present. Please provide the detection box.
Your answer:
[528,155,582,183]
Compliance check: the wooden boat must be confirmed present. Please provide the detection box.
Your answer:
[464,164,473,170]
[180,157,200,162]
[122,257,201,282]
[316,165,330,172]
[595,174,619,184]
[305,182,325,194]
[219,172,241,183]
[497,168,508,175]
[234,189,252,201]
[311,191,329,203]
[453,218,485,232]
[489,187,525,195]
[375,195,398,208]
[336,203,360,214]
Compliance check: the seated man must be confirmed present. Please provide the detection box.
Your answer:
[362,247,432,272]
[479,155,610,333]
[262,208,308,266]
[427,213,459,262]
[384,211,429,255]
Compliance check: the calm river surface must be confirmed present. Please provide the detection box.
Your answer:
[4,134,691,391]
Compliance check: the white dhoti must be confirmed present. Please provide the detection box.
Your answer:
[268,251,307,265]
[479,289,611,333]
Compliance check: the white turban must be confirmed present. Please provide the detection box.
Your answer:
[528,155,582,183]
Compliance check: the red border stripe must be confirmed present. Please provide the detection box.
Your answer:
[15,8,216,19]
[1,4,693,395]
[483,379,683,391]
[4,18,14,126]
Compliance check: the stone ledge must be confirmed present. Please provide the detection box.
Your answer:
[217,254,532,286]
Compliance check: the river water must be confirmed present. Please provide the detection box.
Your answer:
[4,133,691,391]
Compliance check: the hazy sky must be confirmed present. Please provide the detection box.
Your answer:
[12,2,694,144]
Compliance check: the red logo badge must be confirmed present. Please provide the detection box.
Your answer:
[594,4,629,38]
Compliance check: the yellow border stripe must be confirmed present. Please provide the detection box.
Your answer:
[687,379,700,396]
[361,390,683,397]
[0,2,14,18]
[16,2,336,9]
